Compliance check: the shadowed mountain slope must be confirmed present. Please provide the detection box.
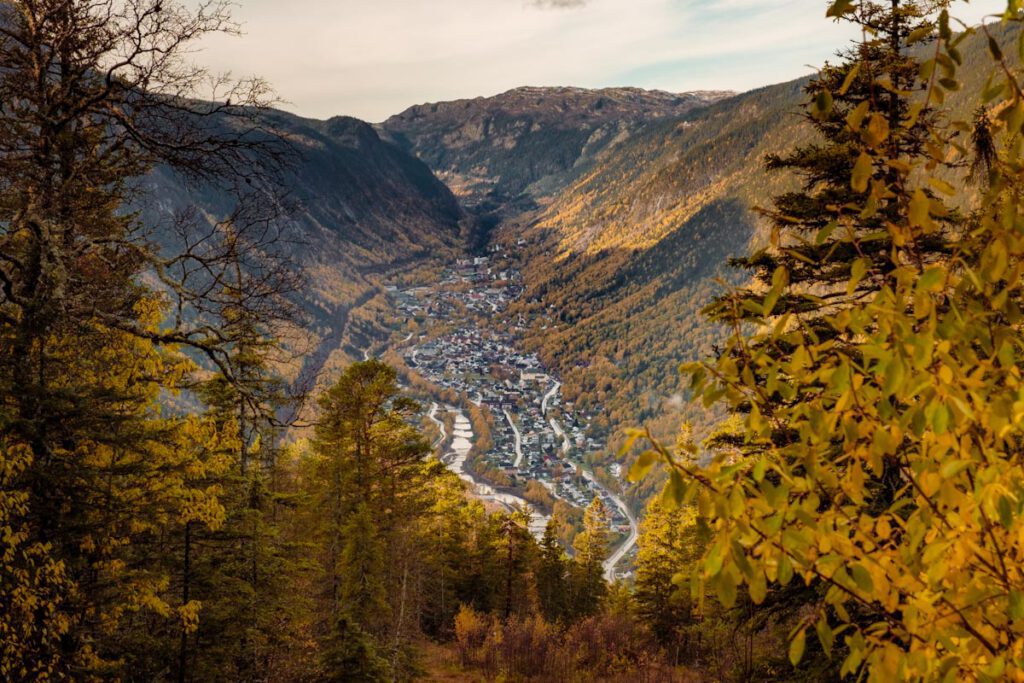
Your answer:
[380,86,731,220]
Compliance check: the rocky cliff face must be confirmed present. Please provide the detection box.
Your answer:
[380,86,732,213]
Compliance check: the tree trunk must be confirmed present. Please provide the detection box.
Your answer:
[178,521,192,683]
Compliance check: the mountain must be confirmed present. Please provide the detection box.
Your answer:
[380,86,731,230]
[507,80,811,479]
[145,109,469,384]
[145,24,1007,496]
[367,26,1006,502]
[372,81,809,494]
[500,25,1010,500]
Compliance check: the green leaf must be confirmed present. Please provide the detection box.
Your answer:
[848,257,870,296]
[777,554,794,586]
[616,428,644,457]
[714,572,737,609]
[863,113,890,147]
[909,189,931,229]
[939,459,970,478]
[938,9,951,40]
[789,627,806,666]
[852,152,873,193]
[916,267,944,293]
[1011,591,1024,620]
[771,266,789,290]
[998,496,1015,529]
[907,25,933,44]
[661,469,687,509]
[816,221,837,245]
[839,64,861,95]
[882,356,905,398]
[928,177,956,196]
[749,571,767,604]
[627,450,658,482]
[1005,103,1024,135]
[851,564,874,593]
[904,101,925,129]
[847,100,871,131]
[931,403,949,435]
[815,619,834,659]
[753,457,767,482]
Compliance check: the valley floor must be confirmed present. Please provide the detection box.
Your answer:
[380,251,640,578]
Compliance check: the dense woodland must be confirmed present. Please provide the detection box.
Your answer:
[4,0,1024,681]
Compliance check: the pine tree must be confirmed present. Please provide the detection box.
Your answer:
[179,231,303,681]
[719,0,959,324]
[493,508,535,621]
[309,361,435,679]
[536,519,569,623]
[636,2,1024,679]
[419,465,490,637]
[320,614,388,683]
[0,0,284,676]
[633,500,705,662]
[665,0,964,659]
[568,497,609,619]
[702,0,960,485]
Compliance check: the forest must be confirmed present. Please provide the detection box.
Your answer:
[4,0,1024,681]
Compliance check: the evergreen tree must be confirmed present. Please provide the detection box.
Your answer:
[657,0,965,665]
[493,508,536,620]
[701,0,961,489]
[0,0,285,676]
[310,361,433,680]
[634,2,1024,679]
[536,519,569,623]
[320,614,388,683]
[178,230,303,681]
[717,0,959,334]
[419,467,491,637]
[568,497,609,619]
[633,499,705,662]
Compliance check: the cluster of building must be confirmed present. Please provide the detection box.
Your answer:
[392,255,630,536]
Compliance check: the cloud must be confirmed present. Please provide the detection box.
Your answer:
[529,0,588,8]
[188,0,1005,121]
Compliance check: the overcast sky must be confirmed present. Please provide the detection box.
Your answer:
[192,0,1005,122]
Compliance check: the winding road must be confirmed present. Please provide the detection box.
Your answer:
[578,466,640,581]
[541,379,560,414]
[548,408,635,578]
[549,417,571,455]
[602,491,639,582]
[541,378,637,579]
[504,408,525,469]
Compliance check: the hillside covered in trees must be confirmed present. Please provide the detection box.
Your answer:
[6,0,1024,681]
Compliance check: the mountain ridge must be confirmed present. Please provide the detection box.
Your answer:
[379,85,732,228]
[144,107,470,387]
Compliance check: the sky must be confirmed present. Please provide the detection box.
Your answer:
[192,0,1007,122]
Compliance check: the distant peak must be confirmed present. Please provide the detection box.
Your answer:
[385,86,735,124]
[499,85,733,101]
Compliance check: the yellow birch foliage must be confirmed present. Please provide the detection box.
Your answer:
[2,296,240,678]
[634,3,1024,681]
